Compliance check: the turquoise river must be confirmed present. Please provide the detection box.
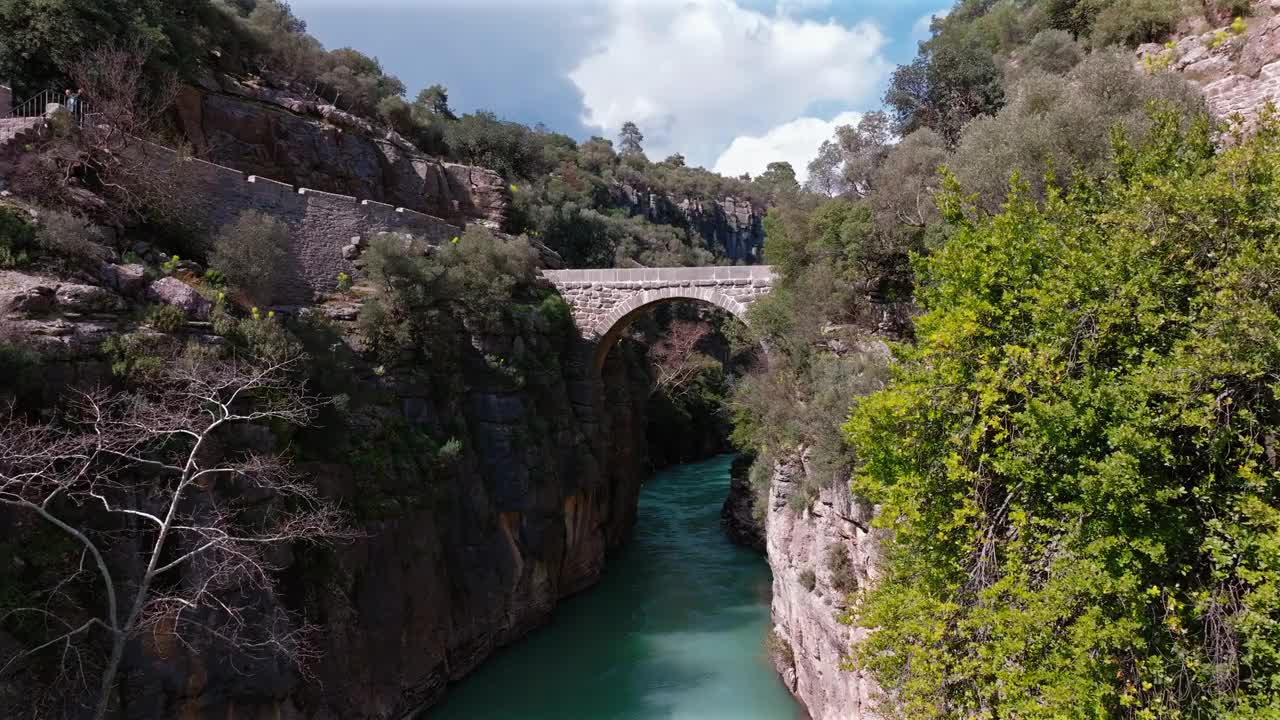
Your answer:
[428,454,807,719]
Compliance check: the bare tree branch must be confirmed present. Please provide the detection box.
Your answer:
[0,353,350,720]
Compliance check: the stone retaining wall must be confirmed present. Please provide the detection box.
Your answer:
[137,142,462,306]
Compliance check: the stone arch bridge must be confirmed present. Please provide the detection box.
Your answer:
[542,266,776,370]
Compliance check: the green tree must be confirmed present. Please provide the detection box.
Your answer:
[884,40,1004,144]
[619,121,645,157]
[413,84,456,121]
[756,161,800,199]
[845,109,1280,719]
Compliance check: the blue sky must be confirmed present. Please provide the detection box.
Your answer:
[287,0,949,180]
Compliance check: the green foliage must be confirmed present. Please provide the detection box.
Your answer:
[949,50,1204,212]
[765,630,795,668]
[160,254,181,275]
[0,0,246,91]
[209,210,291,306]
[101,331,167,383]
[0,206,35,268]
[203,268,227,287]
[36,210,110,269]
[144,303,186,332]
[438,436,463,463]
[799,567,817,592]
[535,293,573,333]
[336,271,352,293]
[1019,29,1085,75]
[825,543,858,596]
[885,32,1005,144]
[444,111,549,181]
[1091,0,1183,47]
[844,109,1280,718]
[360,226,538,363]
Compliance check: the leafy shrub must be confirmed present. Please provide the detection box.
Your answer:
[846,109,1280,716]
[949,50,1204,212]
[825,544,858,595]
[336,271,352,293]
[765,630,795,668]
[535,293,573,332]
[360,227,538,362]
[0,207,34,268]
[101,332,169,383]
[36,210,110,269]
[144,304,186,332]
[438,437,463,463]
[1019,29,1084,75]
[1090,0,1183,47]
[209,210,291,306]
[799,568,817,592]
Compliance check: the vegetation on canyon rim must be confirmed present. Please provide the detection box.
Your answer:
[728,1,1280,717]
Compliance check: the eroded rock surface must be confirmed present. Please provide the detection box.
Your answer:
[766,451,884,720]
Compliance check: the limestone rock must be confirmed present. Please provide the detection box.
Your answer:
[174,84,510,227]
[54,283,124,314]
[766,449,883,720]
[721,455,765,551]
[146,277,211,319]
[7,284,55,316]
[97,263,148,296]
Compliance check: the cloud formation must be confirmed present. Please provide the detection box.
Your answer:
[567,0,888,167]
[713,111,861,182]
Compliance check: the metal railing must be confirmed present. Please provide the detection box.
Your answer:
[4,89,89,126]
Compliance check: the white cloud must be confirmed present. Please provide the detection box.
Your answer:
[567,0,888,168]
[712,111,860,182]
[911,7,950,44]
[774,0,832,14]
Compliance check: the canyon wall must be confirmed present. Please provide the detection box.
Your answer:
[613,184,766,263]
[0,251,656,718]
[765,452,883,720]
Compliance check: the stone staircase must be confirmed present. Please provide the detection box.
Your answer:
[0,116,45,151]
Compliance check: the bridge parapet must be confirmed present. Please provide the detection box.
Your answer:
[542,266,775,354]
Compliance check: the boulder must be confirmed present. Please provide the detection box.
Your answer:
[98,263,148,297]
[55,283,124,314]
[7,285,55,316]
[146,277,211,319]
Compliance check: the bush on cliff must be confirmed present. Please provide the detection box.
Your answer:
[209,210,291,306]
[360,226,539,363]
[845,109,1280,718]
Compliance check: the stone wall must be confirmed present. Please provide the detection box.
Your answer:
[136,142,462,306]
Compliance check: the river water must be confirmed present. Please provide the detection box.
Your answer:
[428,454,806,719]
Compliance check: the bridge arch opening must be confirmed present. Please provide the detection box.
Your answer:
[591,287,751,373]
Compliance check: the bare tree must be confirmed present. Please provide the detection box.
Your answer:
[0,353,349,720]
[11,44,191,224]
[649,320,719,401]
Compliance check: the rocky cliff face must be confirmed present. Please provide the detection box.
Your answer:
[765,451,884,720]
[613,184,766,263]
[173,78,509,228]
[0,245,656,718]
[1137,2,1280,126]
[720,455,765,552]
